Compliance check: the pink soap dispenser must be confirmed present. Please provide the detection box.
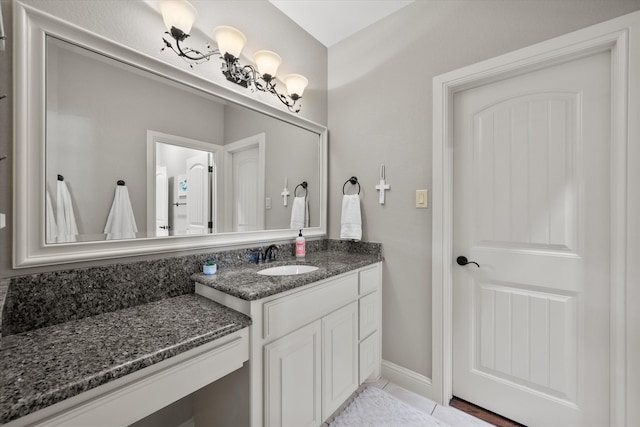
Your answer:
[295,229,306,258]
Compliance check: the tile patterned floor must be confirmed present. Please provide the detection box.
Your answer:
[323,378,494,427]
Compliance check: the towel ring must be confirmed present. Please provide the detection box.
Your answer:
[117,180,126,186]
[57,174,64,181]
[294,181,308,198]
[342,176,360,195]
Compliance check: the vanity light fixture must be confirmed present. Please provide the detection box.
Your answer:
[159,0,308,113]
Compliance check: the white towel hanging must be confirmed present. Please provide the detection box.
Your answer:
[104,184,138,240]
[290,196,309,229]
[340,194,362,241]
[56,179,78,242]
[45,190,57,244]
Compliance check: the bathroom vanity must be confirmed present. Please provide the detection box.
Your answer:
[193,245,382,427]
[0,295,251,426]
[0,241,381,427]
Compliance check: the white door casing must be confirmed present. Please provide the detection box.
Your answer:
[432,11,640,427]
[452,51,610,426]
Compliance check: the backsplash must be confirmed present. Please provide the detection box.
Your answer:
[1,239,381,336]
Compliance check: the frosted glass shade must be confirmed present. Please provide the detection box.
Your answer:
[254,50,282,78]
[213,26,247,58]
[159,0,197,34]
[284,74,308,97]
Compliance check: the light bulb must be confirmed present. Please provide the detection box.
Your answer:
[254,50,282,79]
[284,74,308,98]
[213,26,247,58]
[159,0,197,35]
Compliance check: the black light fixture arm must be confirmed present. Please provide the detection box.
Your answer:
[224,57,302,112]
[162,27,221,64]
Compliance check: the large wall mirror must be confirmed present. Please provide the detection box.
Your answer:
[14,4,327,268]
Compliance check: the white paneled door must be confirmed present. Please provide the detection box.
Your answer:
[186,153,211,234]
[223,133,266,233]
[452,51,610,426]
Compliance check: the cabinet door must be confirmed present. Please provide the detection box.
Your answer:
[264,320,322,427]
[322,302,359,420]
[359,331,380,383]
[359,291,379,340]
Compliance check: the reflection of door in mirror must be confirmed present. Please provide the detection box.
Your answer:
[155,166,169,236]
[223,134,266,232]
[147,131,222,237]
[186,153,212,235]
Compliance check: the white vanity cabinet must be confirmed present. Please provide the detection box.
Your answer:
[196,261,382,427]
[263,301,360,427]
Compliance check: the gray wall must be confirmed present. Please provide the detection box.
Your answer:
[327,0,640,379]
[0,0,327,277]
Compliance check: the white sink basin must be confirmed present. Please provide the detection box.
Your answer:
[257,265,319,276]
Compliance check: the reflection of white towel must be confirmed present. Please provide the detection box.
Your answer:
[104,185,138,240]
[290,196,309,229]
[56,180,78,242]
[340,194,361,241]
[46,190,57,244]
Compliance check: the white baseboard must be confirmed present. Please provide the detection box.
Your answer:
[381,359,436,402]
[177,418,195,427]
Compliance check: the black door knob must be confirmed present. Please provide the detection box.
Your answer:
[456,256,480,268]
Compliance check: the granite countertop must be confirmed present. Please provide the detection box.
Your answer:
[193,249,382,301]
[0,294,252,425]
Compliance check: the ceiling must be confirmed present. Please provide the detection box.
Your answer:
[269,1,414,47]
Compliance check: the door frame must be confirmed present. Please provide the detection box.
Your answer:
[146,130,223,236]
[431,11,640,426]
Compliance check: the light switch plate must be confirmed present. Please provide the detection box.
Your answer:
[0,213,5,229]
[416,189,428,208]
[265,197,272,209]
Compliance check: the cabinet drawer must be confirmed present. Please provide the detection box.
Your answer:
[359,265,380,295]
[263,273,358,340]
[359,331,379,383]
[359,291,379,340]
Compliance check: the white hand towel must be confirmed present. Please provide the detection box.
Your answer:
[104,185,138,240]
[340,194,362,241]
[56,180,78,243]
[290,196,309,229]
[45,190,57,244]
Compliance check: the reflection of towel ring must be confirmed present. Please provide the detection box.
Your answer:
[117,180,126,186]
[294,181,308,199]
[342,176,360,195]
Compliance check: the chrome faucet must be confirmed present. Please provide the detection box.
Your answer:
[263,244,279,262]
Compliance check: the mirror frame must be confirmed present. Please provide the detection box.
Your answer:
[13,3,328,268]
